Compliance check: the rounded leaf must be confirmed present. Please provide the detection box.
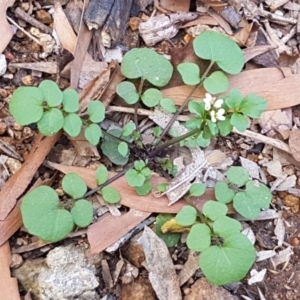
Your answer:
[21,186,74,242]
[189,183,206,197]
[213,216,242,238]
[62,172,87,199]
[9,87,43,125]
[245,181,272,210]
[199,234,256,285]
[62,89,80,113]
[176,205,197,226]
[63,113,82,137]
[122,122,136,136]
[39,80,63,107]
[37,108,64,136]
[202,200,228,221]
[71,199,93,227]
[215,182,235,204]
[203,71,229,94]
[160,98,176,113]
[85,123,102,145]
[230,112,248,132]
[102,186,121,203]
[193,31,244,74]
[135,180,152,196]
[233,192,260,220]
[121,48,173,87]
[141,88,162,107]
[101,139,129,165]
[226,166,249,187]
[88,101,105,123]
[125,169,145,187]
[116,81,139,105]
[177,62,201,85]
[96,165,108,185]
[187,224,211,252]
[118,141,129,157]
[134,160,146,171]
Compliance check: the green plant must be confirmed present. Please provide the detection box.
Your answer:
[9,81,105,145]
[158,166,272,285]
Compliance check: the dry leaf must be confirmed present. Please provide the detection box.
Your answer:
[178,251,200,286]
[138,226,182,300]
[0,0,15,53]
[159,0,190,12]
[289,128,300,162]
[248,269,267,285]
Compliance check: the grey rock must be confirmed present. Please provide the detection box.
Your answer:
[13,244,100,300]
[0,54,7,76]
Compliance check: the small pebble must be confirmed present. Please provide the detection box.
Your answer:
[6,157,22,174]
[13,123,23,131]
[0,54,7,76]
[36,9,52,24]
[23,126,33,137]
[283,194,299,207]
[291,237,299,248]
[10,254,23,269]
[22,75,34,86]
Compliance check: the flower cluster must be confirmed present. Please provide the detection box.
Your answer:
[203,93,225,123]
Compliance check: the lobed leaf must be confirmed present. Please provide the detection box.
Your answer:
[202,200,228,221]
[215,182,235,204]
[135,180,152,196]
[203,71,229,94]
[213,216,242,238]
[230,112,248,132]
[125,169,145,187]
[226,166,249,187]
[240,93,267,118]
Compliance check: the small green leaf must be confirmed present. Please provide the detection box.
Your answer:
[63,113,82,137]
[102,186,121,203]
[71,199,93,227]
[203,71,229,94]
[125,169,145,187]
[9,87,44,125]
[188,101,205,116]
[189,183,206,197]
[200,234,256,285]
[62,89,80,113]
[233,192,260,220]
[135,180,152,196]
[37,108,64,136]
[202,200,228,221]
[157,183,167,192]
[240,93,267,118]
[213,216,242,238]
[230,113,248,132]
[153,126,162,137]
[176,205,197,226]
[226,167,249,187]
[85,123,102,145]
[206,119,218,136]
[193,31,244,75]
[155,214,180,247]
[187,224,211,252]
[140,167,151,179]
[134,160,146,171]
[160,98,176,113]
[121,48,173,87]
[62,173,87,199]
[39,80,63,107]
[21,186,74,242]
[215,182,235,204]
[101,130,129,165]
[88,101,105,123]
[196,132,211,147]
[245,181,272,209]
[225,88,243,110]
[122,122,136,136]
[95,165,108,185]
[141,88,162,107]
[118,141,128,157]
[185,117,202,130]
[217,118,233,137]
[116,81,139,105]
[177,62,201,85]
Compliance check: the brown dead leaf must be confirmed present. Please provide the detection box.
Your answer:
[0,133,61,221]
[182,16,219,28]
[243,45,277,63]
[289,129,300,162]
[162,68,300,111]
[88,209,151,255]
[159,0,190,12]
[0,0,15,53]
[0,242,20,300]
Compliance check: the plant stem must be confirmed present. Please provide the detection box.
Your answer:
[148,127,200,158]
[134,78,145,129]
[154,60,215,145]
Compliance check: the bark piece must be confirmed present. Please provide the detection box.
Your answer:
[83,0,115,30]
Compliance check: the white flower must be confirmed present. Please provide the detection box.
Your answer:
[216,108,226,121]
[213,99,223,108]
[210,108,225,123]
[203,93,214,111]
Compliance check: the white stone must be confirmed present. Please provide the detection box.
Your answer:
[0,54,7,76]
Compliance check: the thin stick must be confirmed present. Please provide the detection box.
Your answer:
[6,16,41,45]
